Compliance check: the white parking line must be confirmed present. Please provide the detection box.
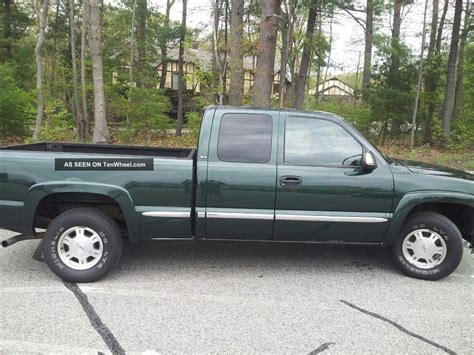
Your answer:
[0,339,106,354]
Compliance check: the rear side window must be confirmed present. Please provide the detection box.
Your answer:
[217,113,272,163]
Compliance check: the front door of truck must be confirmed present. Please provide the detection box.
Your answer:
[203,108,278,240]
[274,113,394,243]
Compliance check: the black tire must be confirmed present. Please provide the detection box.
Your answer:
[392,211,463,281]
[42,208,123,283]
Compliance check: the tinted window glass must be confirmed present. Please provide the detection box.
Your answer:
[285,117,362,166]
[218,113,272,163]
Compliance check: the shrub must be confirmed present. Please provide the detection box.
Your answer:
[37,99,76,142]
[110,87,171,142]
[0,64,33,138]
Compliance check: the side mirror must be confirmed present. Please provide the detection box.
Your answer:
[362,151,378,171]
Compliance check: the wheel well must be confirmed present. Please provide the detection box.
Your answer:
[409,202,473,243]
[34,193,128,236]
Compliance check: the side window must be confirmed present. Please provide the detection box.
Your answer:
[217,113,272,163]
[285,117,363,166]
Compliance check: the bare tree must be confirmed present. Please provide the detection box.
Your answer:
[3,0,13,60]
[128,0,137,88]
[454,0,471,118]
[389,0,402,87]
[253,0,281,107]
[423,0,448,143]
[32,0,50,140]
[88,0,110,143]
[341,0,374,95]
[228,0,245,106]
[159,0,175,89]
[441,0,463,134]
[409,0,429,150]
[362,0,373,93]
[294,0,317,109]
[278,0,295,107]
[69,0,86,141]
[176,0,187,136]
[80,0,90,139]
[136,0,147,87]
[212,0,229,105]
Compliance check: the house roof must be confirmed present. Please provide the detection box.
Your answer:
[309,76,356,96]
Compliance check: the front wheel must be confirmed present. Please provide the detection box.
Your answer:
[392,211,463,280]
[42,208,123,283]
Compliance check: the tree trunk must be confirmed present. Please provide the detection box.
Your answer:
[88,0,110,143]
[159,0,174,89]
[441,0,463,134]
[323,13,333,90]
[278,0,295,107]
[129,0,137,88]
[389,0,401,88]
[453,0,471,118]
[212,0,228,105]
[176,0,186,136]
[32,0,50,140]
[294,0,317,109]
[228,0,244,105]
[136,0,147,87]
[361,0,373,95]
[3,0,12,60]
[388,0,402,136]
[423,0,447,144]
[69,0,86,142]
[409,0,429,150]
[80,0,90,139]
[435,0,449,52]
[253,0,281,107]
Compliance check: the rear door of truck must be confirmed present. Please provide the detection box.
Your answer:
[200,107,278,240]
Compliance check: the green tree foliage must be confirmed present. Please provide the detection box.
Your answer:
[110,86,170,142]
[369,36,417,142]
[0,64,33,138]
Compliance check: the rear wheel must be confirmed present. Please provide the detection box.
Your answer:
[42,208,123,283]
[392,211,463,280]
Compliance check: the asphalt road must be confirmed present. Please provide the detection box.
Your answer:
[1,229,473,354]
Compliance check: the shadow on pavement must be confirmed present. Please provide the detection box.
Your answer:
[114,239,397,275]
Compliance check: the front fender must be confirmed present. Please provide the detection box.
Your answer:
[383,191,474,246]
[23,181,139,241]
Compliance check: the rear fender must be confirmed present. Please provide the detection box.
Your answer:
[23,181,139,241]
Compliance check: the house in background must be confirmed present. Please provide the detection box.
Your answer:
[309,76,357,101]
[156,48,284,97]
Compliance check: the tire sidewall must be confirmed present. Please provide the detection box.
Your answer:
[43,210,122,282]
[393,214,463,280]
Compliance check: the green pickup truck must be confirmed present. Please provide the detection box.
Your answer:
[1,106,473,282]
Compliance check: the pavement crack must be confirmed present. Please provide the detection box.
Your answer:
[63,282,125,355]
[308,342,335,354]
[340,300,456,355]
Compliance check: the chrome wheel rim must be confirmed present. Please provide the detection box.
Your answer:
[57,226,104,270]
[402,229,447,269]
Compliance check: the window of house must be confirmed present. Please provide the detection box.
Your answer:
[284,117,363,167]
[171,73,179,90]
[217,113,272,163]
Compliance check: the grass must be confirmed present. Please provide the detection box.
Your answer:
[380,144,474,172]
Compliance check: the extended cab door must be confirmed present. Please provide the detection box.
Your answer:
[274,113,394,243]
[202,108,278,240]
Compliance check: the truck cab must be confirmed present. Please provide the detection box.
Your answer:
[195,107,393,243]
